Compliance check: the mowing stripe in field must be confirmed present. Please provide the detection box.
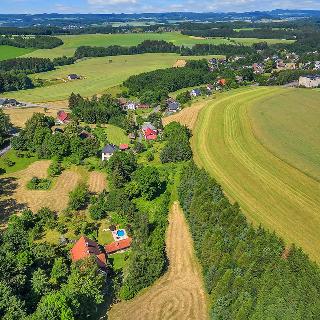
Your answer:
[193,87,320,262]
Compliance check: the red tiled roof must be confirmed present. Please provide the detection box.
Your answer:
[146,134,157,140]
[219,79,227,86]
[144,127,157,136]
[105,237,132,254]
[57,110,70,122]
[70,236,107,268]
[119,144,129,150]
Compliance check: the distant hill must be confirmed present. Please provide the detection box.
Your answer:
[1,10,320,27]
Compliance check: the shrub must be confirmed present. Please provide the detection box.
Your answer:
[27,177,52,190]
[68,183,90,210]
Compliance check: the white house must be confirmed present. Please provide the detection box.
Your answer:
[101,144,118,161]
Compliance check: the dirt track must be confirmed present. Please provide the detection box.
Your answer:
[109,202,208,320]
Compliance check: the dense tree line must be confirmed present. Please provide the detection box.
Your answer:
[74,40,179,59]
[0,58,54,74]
[69,93,126,127]
[0,110,11,146]
[52,56,76,67]
[0,35,63,49]
[160,122,193,163]
[0,72,33,93]
[179,162,320,319]
[181,28,297,40]
[12,113,100,162]
[124,59,214,103]
[0,208,106,319]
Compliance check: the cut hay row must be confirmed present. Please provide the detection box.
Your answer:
[192,87,320,262]
[109,202,209,320]
[88,171,107,194]
[163,100,209,130]
[12,161,81,212]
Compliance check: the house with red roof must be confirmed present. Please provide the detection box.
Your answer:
[218,78,227,86]
[105,237,133,255]
[57,110,70,124]
[119,144,129,151]
[144,127,158,140]
[70,236,107,269]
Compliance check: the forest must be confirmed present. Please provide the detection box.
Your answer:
[0,58,54,74]
[179,162,320,319]
[0,72,33,93]
[0,35,63,49]
[68,93,126,128]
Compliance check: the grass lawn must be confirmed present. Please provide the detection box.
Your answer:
[0,150,37,174]
[98,220,114,245]
[103,124,129,146]
[192,86,320,262]
[0,45,35,61]
[108,252,130,271]
[1,53,210,103]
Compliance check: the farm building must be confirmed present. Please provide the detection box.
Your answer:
[56,110,70,124]
[299,75,320,88]
[0,98,22,107]
[68,74,80,80]
[70,236,107,269]
[105,238,132,255]
[102,144,118,161]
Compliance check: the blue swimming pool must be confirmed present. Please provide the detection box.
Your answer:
[117,230,125,237]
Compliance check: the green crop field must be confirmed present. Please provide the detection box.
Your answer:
[23,32,294,59]
[192,87,320,262]
[0,45,35,61]
[0,53,210,103]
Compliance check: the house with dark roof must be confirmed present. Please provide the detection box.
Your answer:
[105,237,132,255]
[167,101,180,113]
[101,144,118,161]
[190,88,202,97]
[68,74,80,80]
[70,236,107,269]
[0,98,21,107]
[56,110,70,124]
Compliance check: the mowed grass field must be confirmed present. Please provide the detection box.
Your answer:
[249,89,320,181]
[192,87,320,262]
[0,45,35,61]
[109,202,208,320]
[1,53,206,103]
[23,32,294,59]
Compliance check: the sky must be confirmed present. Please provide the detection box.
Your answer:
[1,0,320,14]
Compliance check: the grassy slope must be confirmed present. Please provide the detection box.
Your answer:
[249,89,320,181]
[192,87,320,262]
[0,45,35,61]
[104,124,129,145]
[0,53,185,102]
[23,32,294,59]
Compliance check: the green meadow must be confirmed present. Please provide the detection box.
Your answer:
[23,32,294,59]
[1,53,210,103]
[0,45,35,61]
